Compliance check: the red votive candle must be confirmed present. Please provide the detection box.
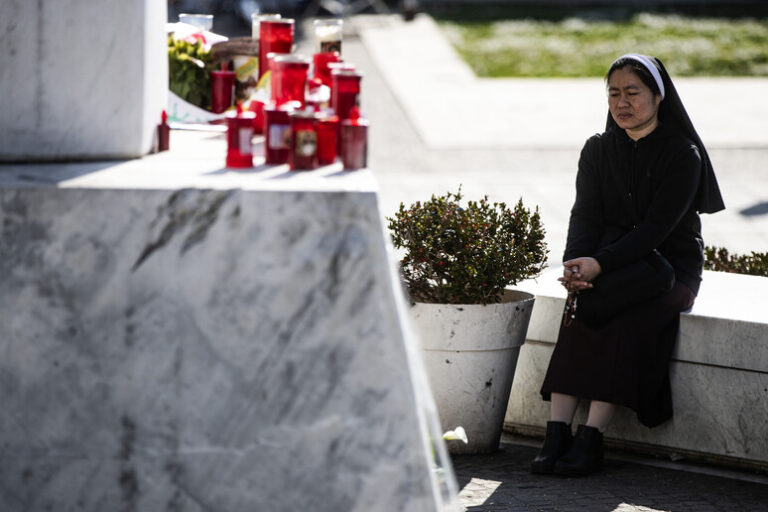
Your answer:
[312,51,340,88]
[265,51,289,101]
[226,106,256,168]
[247,99,266,134]
[341,107,368,170]
[157,110,170,152]
[317,114,338,165]
[327,62,355,112]
[264,102,299,165]
[271,54,310,107]
[211,69,236,113]
[289,109,318,171]
[259,19,294,81]
[331,69,362,121]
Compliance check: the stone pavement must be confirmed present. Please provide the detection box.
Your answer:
[451,434,768,512]
[294,12,768,512]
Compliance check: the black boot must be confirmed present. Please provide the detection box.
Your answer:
[531,421,573,474]
[553,424,604,477]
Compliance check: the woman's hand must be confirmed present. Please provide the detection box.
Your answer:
[558,257,602,292]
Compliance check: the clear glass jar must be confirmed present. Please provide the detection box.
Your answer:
[313,19,343,54]
[251,13,281,39]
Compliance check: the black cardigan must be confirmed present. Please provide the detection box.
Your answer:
[564,123,705,295]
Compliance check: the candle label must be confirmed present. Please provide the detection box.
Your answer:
[235,57,259,82]
[269,124,291,149]
[239,127,254,155]
[320,40,341,53]
[294,130,317,156]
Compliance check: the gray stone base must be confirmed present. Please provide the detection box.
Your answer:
[0,133,458,511]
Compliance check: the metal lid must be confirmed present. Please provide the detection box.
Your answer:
[272,54,311,65]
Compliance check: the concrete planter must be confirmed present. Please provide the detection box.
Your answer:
[411,290,535,454]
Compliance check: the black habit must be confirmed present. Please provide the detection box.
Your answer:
[541,55,724,427]
[540,123,701,427]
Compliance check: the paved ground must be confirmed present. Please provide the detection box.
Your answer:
[452,434,768,512]
[292,12,768,511]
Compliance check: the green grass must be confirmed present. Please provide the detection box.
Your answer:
[438,13,768,77]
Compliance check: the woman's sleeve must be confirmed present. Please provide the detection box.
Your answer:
[563,137,605,262]
[592,144,702,272]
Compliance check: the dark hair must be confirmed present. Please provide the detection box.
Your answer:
[606,57,662,97]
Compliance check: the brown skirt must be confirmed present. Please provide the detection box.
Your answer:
[540,281,696,427]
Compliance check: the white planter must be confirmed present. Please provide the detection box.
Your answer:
[411,290,535,454]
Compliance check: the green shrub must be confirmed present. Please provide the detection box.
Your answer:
[387,189,548,305]
[704,246,768,277]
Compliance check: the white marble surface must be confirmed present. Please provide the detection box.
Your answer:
[507,268,768,468]
[0,0,167,161]
[0,131,379,193]
[0,138,457,511]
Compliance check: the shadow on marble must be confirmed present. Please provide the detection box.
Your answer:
[203,164,274,176]
[739,201,768,217]
[0,161,122,186]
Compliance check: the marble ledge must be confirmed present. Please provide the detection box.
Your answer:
[514,267,768,373]
[516,267,768,327]
[0,130,378,194]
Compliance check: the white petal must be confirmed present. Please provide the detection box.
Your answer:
[442,426,468,443]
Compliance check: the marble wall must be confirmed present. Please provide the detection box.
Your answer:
[0,162,457,511]
[0,0,167,161]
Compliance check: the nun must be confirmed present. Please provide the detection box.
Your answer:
[531,54,725,476]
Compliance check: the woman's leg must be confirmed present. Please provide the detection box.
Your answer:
[551,392,580,424]
[585,400,617,432]
[531,393,580,474]
[553,400,615,476]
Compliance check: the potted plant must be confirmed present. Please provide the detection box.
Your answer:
[388,188,548,454]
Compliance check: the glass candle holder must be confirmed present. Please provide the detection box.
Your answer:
[289,110,319,171]
[341,115,368,170]
[259,19,294,80]
[331,69,362,121]
[251,13,281,39]
[179,13,213,31]
[312,51,340,88]
[226,109,256,168]
[264,103,299,165]
[317,114,339,165]
[230,38,260,102]
[271,54,310,107]
[211,69,236,114]
[313,19,343,54]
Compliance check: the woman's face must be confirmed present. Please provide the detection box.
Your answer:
[608,66,662,140]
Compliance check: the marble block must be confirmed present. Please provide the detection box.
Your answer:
[0,0,167,161]
[0,134,458,511]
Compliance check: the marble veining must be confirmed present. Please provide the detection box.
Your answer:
[0,183,453,511]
